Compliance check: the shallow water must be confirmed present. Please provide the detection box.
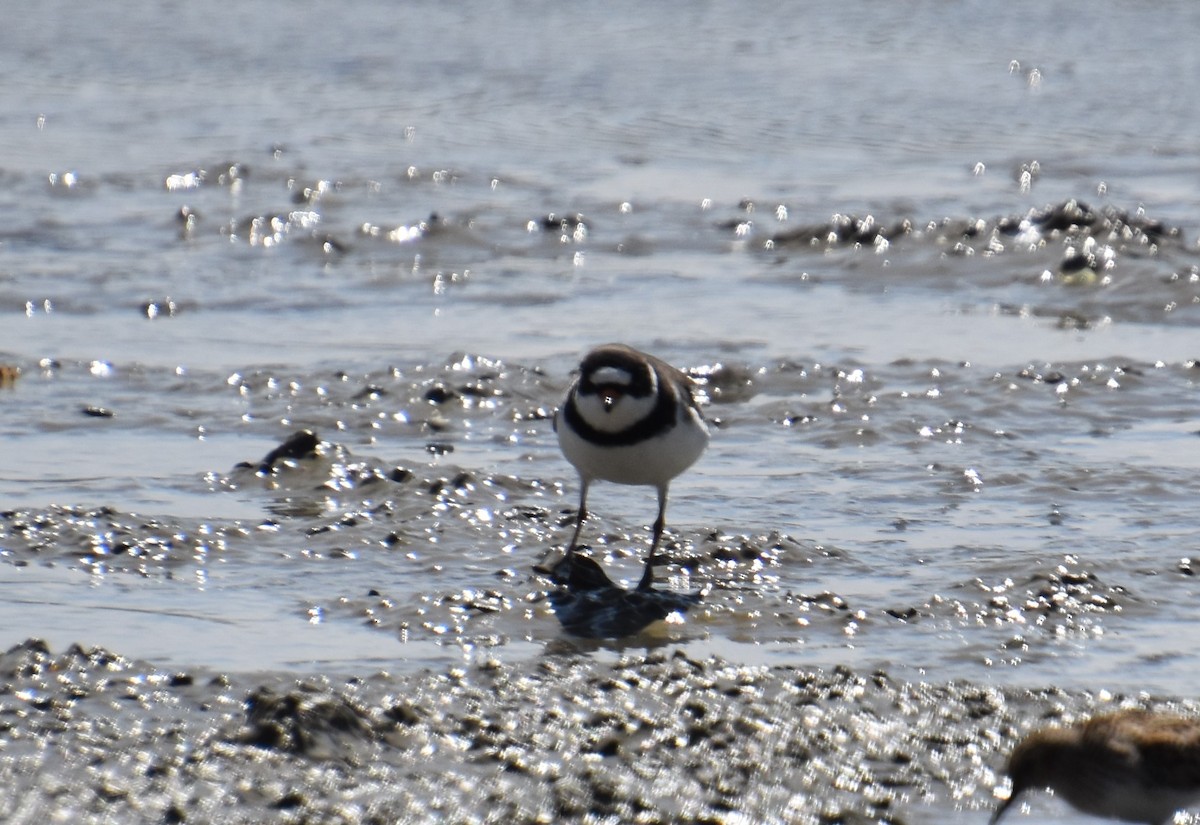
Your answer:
[2,2,1200,821]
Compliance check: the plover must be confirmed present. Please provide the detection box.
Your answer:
[554,344,710,590]
[992,708,1200,824]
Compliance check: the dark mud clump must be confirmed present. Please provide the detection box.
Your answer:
[249,428,322,475]
[3,638,1197,824]
[545,554,705,639]
[762,198,1199,328]
[767,198,1183,255]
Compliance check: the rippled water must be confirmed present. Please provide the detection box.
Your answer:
[2,3,1200,820]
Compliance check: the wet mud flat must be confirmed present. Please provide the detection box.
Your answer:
[1,202,1199,821]
[7,637,1196,825]
[3,332,1200,824]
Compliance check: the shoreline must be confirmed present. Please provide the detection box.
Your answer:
[2,637,1183,824]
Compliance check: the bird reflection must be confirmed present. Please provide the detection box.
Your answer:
[545,553,704,639]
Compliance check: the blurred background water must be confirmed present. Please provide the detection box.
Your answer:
[2,0,1200,752]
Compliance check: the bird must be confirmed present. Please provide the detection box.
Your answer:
[553,343,710,591]
[992,708,1200,824]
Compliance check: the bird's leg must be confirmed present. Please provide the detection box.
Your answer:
[636,485,669,591]
[535,479,588,581]
[565,478,590,555]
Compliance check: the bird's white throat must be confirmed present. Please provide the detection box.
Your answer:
[574,389,659,433]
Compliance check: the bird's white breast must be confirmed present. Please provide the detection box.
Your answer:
[571,390,658,434]
[557,400,708,487]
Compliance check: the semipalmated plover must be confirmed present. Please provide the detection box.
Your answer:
[993,708,1200,824]
[554,344,710,590]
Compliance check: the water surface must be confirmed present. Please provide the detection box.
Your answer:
[2,3,1200,820]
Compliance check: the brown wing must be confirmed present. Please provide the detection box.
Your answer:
[1083,710,1200,791]
[1121,712,1200,790]
[642,349,705,411]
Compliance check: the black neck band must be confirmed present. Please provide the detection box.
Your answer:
[563,384,678,447]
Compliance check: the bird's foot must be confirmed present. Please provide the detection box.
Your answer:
[532,545,576,578]
[635,551,678,591]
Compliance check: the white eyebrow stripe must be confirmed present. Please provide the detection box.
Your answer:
[591,366,633,386]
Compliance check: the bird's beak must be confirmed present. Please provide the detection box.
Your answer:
[601,389,622,411]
